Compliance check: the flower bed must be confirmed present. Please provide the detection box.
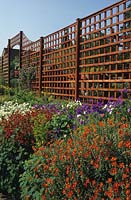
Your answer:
[20,116,131,199]
[0,99,131,199]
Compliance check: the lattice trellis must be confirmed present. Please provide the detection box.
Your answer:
[41,22,77,100]
[1,0,131,103]
[79,0,131,104]
[21,39,41,91]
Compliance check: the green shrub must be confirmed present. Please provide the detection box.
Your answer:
[0,136,32,199]
[10,89,44,105]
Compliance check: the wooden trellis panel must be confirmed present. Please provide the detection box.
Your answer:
[41,22,77,100]
[21,39,41,91]
[10,33,21,48]
[79,0,131,104]
[1,0,131,104]
[1,49,9,85]
[0,57,3,77]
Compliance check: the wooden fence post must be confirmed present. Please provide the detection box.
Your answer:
[19,31,23,69]
[8,39,11,87]
[2,56,3,73]
[75,18,81,100]
[39,37,44,95]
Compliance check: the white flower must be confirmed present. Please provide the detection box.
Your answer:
[102,104,107,109]
[0,100,32,120]
[65,100,82,109]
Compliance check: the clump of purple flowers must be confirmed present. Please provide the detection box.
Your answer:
[102,96,123,114]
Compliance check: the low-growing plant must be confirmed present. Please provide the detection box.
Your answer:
[10,89,44,105]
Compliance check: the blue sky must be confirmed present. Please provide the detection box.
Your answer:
[0,0,120,54]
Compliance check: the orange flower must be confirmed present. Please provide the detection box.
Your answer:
[111,161,117,167]
[118,141,123,148]
[46,178,53,184]
[118,129,124,136]
[105,156,109,161]
[80,170,83,176]
[107,178,112,183]
[109,167,118,176]
[122,173,128,179]
[43,164,49,171]
[66,166,70,175]
[99,182,104,188]
[72,148,77,156]
[32,146,37,152]
[35,174,39,178]
[113,182,119,193]
[120,123,128,129]
[84,126,90,136]
[98,121,105,127]
[43,183,48,188]
[65,183,71,190]
[119,162,124,168]
[91,123,97,133]
[66,177,69,183]
[125,183,130,189]
[126,189,130,195]
[92,180,96,186]
[39,146,45,151]
[126,196,131,200]
[72,181,77,189]
[110,157,117,162]
[84,178,90,188]
[93,162,99,169]
[107,119,115,126]
[41,195,46,200]
[67,190,73,198]
[68,138,73,145]
[125,167,129,173]
[62,189,66,195]
[125,140,131,148]
[104,187,113,198]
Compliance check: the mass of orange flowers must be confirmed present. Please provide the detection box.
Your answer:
[20,113,131,200]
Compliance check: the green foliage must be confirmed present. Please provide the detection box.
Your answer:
[0,85,15,104]
[10,78,19,88]
[19,66,37,90]
[0,135,33,199]
[0,110,35,199]
[111,99,131,122]
[32,112,50,147]
[10,89,44,105]
[0,75,5,85]
[11,55,19,71]
[47,113,73,141]
[19,152,46,200]
[0,85,13,96]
